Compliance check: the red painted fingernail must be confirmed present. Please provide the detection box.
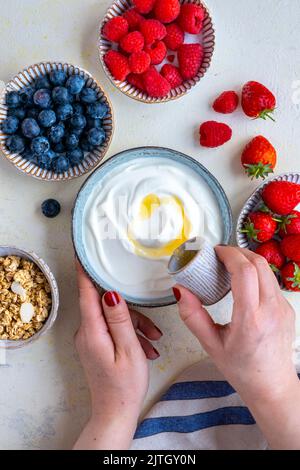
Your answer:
[173,287,181,302]
[153,347,160,357]
[104,291,120,307]
[155,326,163,336]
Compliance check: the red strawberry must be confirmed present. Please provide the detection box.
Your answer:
[164,23,184,50]
[241,136,277,180]
[281,235,300,263]
[143,66,171,97]
[281,262,300,291]
[279,210,300,238]
[154,0,180,24]
[199,121,232,148]
[129,51,151,74]
[120,31,144,53]
[213,91,239,114]
[242,81,276,121]
[127,73,146,91]
[262,181,300,216]
[104,50,130,81]
[161,64,183,88]
[140,19,167,45]
[102,17,129,43]
[255,240,286,271]
[240,212,277,243]
[145,40,167,64]
[132,0,156,14]
[177,3,205,34]
[178,43,203,80]
[123,8,143,30]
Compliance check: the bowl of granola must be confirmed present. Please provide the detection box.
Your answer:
[0,247,59,350]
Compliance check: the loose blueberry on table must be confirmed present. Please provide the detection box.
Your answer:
[41,199,61,218]
[1,70,109,174]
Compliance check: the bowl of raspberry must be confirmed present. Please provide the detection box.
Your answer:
[0,62,114,181]
[236,173,300,293]
[99,0,215,103]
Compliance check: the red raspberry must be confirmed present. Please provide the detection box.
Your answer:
[143,66,171,97]
[127,73,146,91]
[129,51,151,74]
[161,64,183,88]
[178,4,205,34]
[164,23,184,50]
[104,50,130,81]
[102,16,129,43]
[167,54,175,62]
[120,31,144,53]
[145,40,167,65]
[199,121,232,148]
[123,8,143,31]
[178,43,203,80]
[139,19,167,45]
[213,91,239,114]
[154,0,180,24]
[132,0,156,14]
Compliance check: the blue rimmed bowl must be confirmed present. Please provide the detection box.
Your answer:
[72,147,233,307]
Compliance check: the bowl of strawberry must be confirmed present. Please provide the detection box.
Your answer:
[237,175,300,292]
[99,0,215,102]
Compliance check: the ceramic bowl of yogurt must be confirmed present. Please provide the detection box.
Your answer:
[72,147,232,307]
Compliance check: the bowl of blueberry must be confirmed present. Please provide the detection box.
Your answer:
[0,62,114,181]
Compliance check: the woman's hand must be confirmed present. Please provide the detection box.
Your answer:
[174,246,300,450]
[73,261,162,450]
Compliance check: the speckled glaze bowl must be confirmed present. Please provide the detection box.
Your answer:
[72,147,233,308]
[0,62,114,181]
[0,246,59,350]
[99,0,215,103]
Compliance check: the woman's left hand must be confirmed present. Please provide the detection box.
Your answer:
[73,261,162,450]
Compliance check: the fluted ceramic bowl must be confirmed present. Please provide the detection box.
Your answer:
[0,62,114,181]
[0,246,59,350]
[99,0,215,103]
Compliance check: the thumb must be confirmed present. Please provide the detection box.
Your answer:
[173,285,221,355]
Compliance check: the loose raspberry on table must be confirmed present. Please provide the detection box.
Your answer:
[123,8,143,30]
[120,31,145,53]
[164,23,184,50]
[104,50,130,81]
[127,73,146,91]
[145,40,167,65]
[178,43,203,79]
[154,0,180,24]
[177,3,205,34]
[132,0,156,14]
[139,19,167,45]
[199,121,232,148]
[213,91,239,114]
[143,66,171,97]
[161,64,183,88]
[129,51,151,74]
[102,16,129,42]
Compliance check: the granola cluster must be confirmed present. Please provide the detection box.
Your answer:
[0,256,52,341]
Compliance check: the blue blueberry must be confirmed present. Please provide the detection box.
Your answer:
[33,88,52,109]
[21,118,41,138]
[87,127,106,146]
[1,116,19,134]
[80,87,98,104]
[56,104,73,121]
[6,135,25,153]
[38,109,56,128]
[48,122,65,143]
[19,86,35,106]
[52,142,65,153]
[37,149,57,170]
[52,155,70,173]
[65,132,79,149]
[86,117,102,129]
[41,199,61,218]
[52,87,71,105]
[70,113,87,129]
[86,102,108,119]
[66,75,85,95]
[67,148,84,166]
[72,102,84,115]
[31,136,50,155]
[8,107,26,120]
[80,138,94,152]
[35,75,51,89]
[22,149,38,163]
[6,91,21,108]
[26,108,40,119]
[70,127,84,137]
[49,70,67,86]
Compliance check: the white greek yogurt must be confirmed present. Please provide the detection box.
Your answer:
[83,157,223,300]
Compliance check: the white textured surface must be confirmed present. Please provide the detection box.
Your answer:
[0,0,300,450]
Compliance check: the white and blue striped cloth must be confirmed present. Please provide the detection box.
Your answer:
[132,349,300,450]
